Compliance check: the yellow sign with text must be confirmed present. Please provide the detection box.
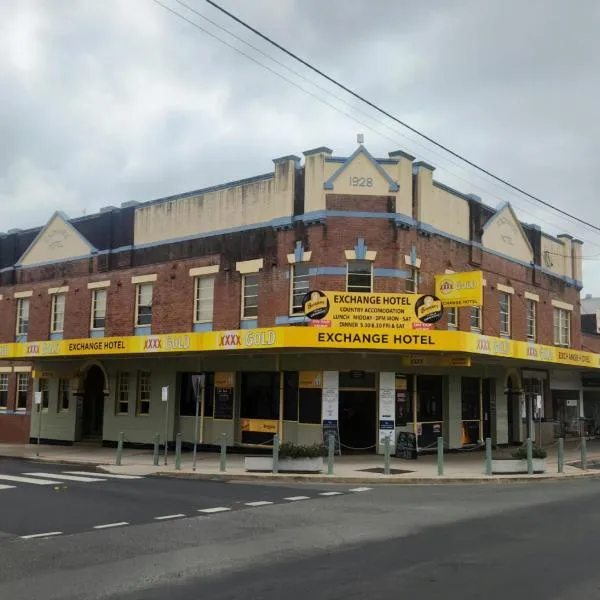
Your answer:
[435,271,483,307]
[240,419,279,433]
[400,356,472,367]
[299,371,323,388]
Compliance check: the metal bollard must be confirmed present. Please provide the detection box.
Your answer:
[153,433,160,467]
[116,431,124,466]
[175,433,182,471]
[558,437,564,473]
[437,436,444,476]
[485,437,492,475]
[328,434,334,475]
[581,437,588,470]
[219,433,227,472]
[526,438,533,474]
[272,434,280,474]
[384,436,391,475]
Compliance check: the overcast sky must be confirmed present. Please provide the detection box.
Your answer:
[2,0,600,292]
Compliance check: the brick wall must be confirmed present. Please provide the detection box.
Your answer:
[0,365,33,443]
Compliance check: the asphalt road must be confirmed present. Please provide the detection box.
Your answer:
[2,458,600,599]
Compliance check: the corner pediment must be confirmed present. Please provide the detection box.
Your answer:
[481,203,533,264]
[17,211,96,267]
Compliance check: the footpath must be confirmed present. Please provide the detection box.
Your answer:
[1,439,600,484]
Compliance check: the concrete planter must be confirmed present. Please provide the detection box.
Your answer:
[491,458,547,474]
[244,456,324,473]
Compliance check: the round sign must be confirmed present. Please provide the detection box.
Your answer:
[414,294,444,324]
[302,290,330,320]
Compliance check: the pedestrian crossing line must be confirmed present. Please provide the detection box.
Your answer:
[20,531,63,540]
[198,507,231,514]
[24,473,107,483]
[349,487,372,492]
[0,474,64,485]
[0,484,16,491]
[155,514,186,520]
[319,491,343,496]
[64,471,143,480]
[245,501,273,507]
[93,522,129,530]
[284,496,310,501]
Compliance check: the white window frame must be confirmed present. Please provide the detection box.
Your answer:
[447,307,458,329]
[16,298,30,336]
[50,293,66,333]
[117,372,130,415]
[91,289,107,331]
[241,274,259,319]
[405,267,419,294]
[136,371,151,415]
[526,299,537,342]
[471,307,482,332]
[499,292,511,336]
[135,283,153,327]
[553,308,571,347]
[58,378,70,412]
[0,374,8,409]
[290,264,310,315]
[346,260,373,293]
[194,276,215,323]
[16,373,28,410]
[39,379,49,412]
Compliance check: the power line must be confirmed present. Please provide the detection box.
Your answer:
[203,0,600,237]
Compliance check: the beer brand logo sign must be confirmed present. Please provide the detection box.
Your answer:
[527,346,538,358]
[219,332,241,349]
[477,338,491,353]
[27,344,40,355]
[144,337,162,351]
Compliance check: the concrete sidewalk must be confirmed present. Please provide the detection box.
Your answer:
[1,439,600,483]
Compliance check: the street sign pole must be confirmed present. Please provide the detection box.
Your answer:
[35,391,42,457]
[162,385,169,466]
[192,375,205,472]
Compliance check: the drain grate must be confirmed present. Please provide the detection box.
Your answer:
[358,467,414,475]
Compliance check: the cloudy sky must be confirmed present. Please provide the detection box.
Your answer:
[2,0,600,291]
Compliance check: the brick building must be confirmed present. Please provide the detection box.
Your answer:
[0,143,596,451]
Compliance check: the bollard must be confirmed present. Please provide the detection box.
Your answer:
[219,433,227,472]
[526,438,533,474]
[116,431,124,466]
[153,433,160,467]
[272,434,280,474]
[328,434,334,475]
[175,433,182,471]
[558,437,564,473]
[581,437,588,470]
[437,436,444,476]
[485,437,492,475]
[384,436,391,475]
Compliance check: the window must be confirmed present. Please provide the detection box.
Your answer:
[242,274,259,318]
[51,294,66,333]
[526,299,536,342]
[91,289,107,330]
[16,373,28,409]
[405,268,419,294]
[194,276,215,323]
[471,307,482,331]
[136,371,151,415]
[58,378,70,411]
[499,292,510,336]
[16,298,30,337]
[346,260,372,293]
[116,372,129,414]
[553,308,571,347]
[135,284,153,326]
[0,374,7,409]
[39,379,49,411]
[447,307,458,329]
[290,265,310,314]
[283,372,299,421]
[178,372,214,417]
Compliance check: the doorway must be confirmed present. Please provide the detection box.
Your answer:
[82,365,106,440]
[338,371,377,454]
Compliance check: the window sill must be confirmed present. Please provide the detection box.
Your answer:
[192,322,213,333]
[470,328,481,333]
[90,329,105,339]
[240,319,258,330]
[15,335,27,343]
[134,326,152,336]
[49,332,63,341]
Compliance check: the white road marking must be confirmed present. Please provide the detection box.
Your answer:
[154,514,185,520]
[198,507,231,514]
[319,491,343,496]
[0,474,63,485]
[245,501,274,507]
[284,496,310,501]
[93,522,129,529]
[0,484,16,491]
[24,472,106,483]
[64,471,143,480]
[20,531,63,539]
[348,487,372,492]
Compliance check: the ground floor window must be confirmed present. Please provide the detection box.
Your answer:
[240,372,279,445]
[0,374,8,409]
[39,379,49,411]
[136,371,151,416]
[59,378,70,412]
[178,372,215,417]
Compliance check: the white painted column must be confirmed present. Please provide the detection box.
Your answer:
[378,372,395,454]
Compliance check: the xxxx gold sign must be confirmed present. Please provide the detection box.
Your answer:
[435,271,483,308]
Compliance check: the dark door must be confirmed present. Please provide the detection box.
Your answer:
[82,366,105,439]
[338,390,377,454]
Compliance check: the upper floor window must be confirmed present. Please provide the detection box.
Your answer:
[50,293,66,333]
[553,308,571,347]
[59,378,70,412]
[91,289,107,331]
[405,268,419,294]
[194,276,215,323]
[39,379,49,411]
[242,274,259,319]
[135,284,153,327]
[291,264,310,314]
[346,261,372,293]
[526,299,537,342]
[16,298,30,337]
[447,307,458,329]
[0,374,8,409]
[471,307,482,332]
[499,292,511,336]
[16,373,28,410]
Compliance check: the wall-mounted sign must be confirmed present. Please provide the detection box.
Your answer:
[299,371,322,389]
[434,271,483,307]
[214,372,235,388]
[399,355,472,367]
